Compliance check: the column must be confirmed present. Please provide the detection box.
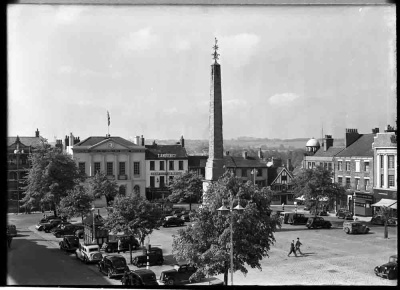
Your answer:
[102,155,106,174]
[127,153,131,179]
[383,154,388,188]
[114,154,118,179]
[376,154,381,188]
[89,154,93,176]
[395,154,397,188]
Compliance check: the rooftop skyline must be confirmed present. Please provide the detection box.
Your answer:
[7,5,396,142]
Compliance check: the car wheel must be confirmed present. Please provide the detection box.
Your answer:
[344,228,349,234]
[166,278,175,285]
[38,227,43,231]
[388,271,395,280]
[108,269,113,278]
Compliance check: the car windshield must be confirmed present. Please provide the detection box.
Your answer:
[113,259,126,267]
[88,248,99,252]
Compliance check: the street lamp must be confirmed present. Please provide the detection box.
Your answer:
[13,138,24,215]
[91,207,96,244]
[217,191,245,286]
[353,192,356,221]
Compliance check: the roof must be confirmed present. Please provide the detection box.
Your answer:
[336,134,375,157]
[188,155,208,167]
[145,144,188,159]
[372,199,397,209]
[224,155,267,168]
[7,136,42,148]
[74,136,142,149]
[306,138,320,147]
[373,132,397,148]
[312,146,345,157]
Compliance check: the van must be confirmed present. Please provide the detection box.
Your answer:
[279,212,294,224]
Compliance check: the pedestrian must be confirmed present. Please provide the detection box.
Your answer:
[295,237,303,256]
[117,238,122,254]
[287,240,297,257]
[282,203,285,211]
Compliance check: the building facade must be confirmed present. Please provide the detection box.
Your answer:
[145,136,189,201]
[269,159,296,205]
[72,135,146,197]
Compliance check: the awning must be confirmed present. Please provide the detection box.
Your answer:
[295,196,305,201]
[372,199,397,209]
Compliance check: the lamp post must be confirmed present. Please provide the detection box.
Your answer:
[217,191,244,286]
[91,207,96,244]
[13,139,24,215]
[353,192,356,221]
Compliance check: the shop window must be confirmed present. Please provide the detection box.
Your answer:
[150,176,155,188]
[272,195,280,201]
[150,161,155,171]
[159,161,164,171]
[287,194,294,201]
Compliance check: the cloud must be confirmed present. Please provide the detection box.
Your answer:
[54,6,86,25]
[219,33,260,67]
[118,28,158,52]
[58,65,75,74]
[174,39,191,51]
[268,93,300,106]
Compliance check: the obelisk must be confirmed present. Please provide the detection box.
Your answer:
[203,38,225,194]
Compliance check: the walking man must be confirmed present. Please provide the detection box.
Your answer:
[287,240,297,257]
[117,238,122,254]
[295,237,304,256]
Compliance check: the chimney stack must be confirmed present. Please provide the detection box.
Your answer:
[324,135,334,151]
[141,135,145,146]
[134,136,140,145]
[345,128,360,148]
[258,148,263,159]
[180,135,185,148]
[35,128,40,137]
[372,128,380,134]
[242,151,248,159]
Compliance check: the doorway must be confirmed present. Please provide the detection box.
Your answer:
[280,195,286,205]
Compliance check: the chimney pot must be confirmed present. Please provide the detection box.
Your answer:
[242,151,248,159]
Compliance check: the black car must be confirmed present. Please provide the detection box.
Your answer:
[101,237,140,253]
[59,235,80,252]
[337,210,353,220]
[41,219,64,232]
[374,255,397,280]
[163,216,185,227]
[288,213,309,225]
[98,255,129,278]
[132,247,164,267]
[121,269,158,286]
[53,224,77,238]
[371,215,397,226]
[306,217,332,229]
[158,264,200,285]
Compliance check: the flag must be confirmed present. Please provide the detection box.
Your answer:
[107,111,110,126]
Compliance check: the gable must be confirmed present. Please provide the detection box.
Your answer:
[271,167,294,185]
[91,140,129,150]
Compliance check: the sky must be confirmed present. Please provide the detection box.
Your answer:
[7,4,396,143]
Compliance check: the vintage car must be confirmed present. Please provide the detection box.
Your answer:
[36,219,64,232]
[7,225,17,237]
[98,255,129,278]
[337,210,353,220]
[343,221,370,234]
[59,235,80,252]
[279,212,294,224]
[370,215,397,226]
[53,224,79,238]
[75,243,103,264]
[101,237,140,253]
[163,216,185,227]
[288,213,309,225]
[374,255,398,280]
[132,247,164,267]
[306,217,332,229]
[121,269,159,286]
[158,264,200,285]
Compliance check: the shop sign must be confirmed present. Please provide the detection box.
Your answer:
[157,154,176,158]
[354,193,373,200]
[150,172,182,176]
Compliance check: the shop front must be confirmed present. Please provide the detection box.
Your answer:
[348,192,374,217]
[146,187,171,201]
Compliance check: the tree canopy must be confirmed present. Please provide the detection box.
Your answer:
[292,165,346,215]
[102,195,163,245]
[58,184,94,222]
[168,171,203,210]
[21,139,85,216]
[171,172,280,285]
[88,172,118,206]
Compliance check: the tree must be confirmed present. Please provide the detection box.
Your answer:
[377,206,395,239]
[292,166,346,216]
[88,172,118,206]
[22,138,85,216]
[168,171,203,210]
[171,172,280,285]
[102,195,163,246]
[58,184,94,222]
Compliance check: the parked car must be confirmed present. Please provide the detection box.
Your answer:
[374,255,398,280]
[288,213,309,225]
[163,216,185,227]
[337,210,353,220]
[36,218,63,232]
[370,215,397,226]
[343,221,370,234]
[306,217,332,229]
[38,215,56,223]
[7,225,17,237]
[53,224,78,238]
[279,212,294,224]
[121,269,158,286]
[101,237,140,253]
[50,222,72,232]
[336,208,348,216]
[59,235,80,252]
[75,243,103,264]
[158,264,200,285]
[98,255,129,278]
[132,247,164,267]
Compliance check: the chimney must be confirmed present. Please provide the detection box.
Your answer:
[134,136,140,145]
[324,135,334,151]
[258,148,263,159]
[180,135,185,148]
[384,125,395,133]
[287,159,292,170]
[141,135,145,146]
[372,128,379,134]
[242,151,248,159]
[35,128,40,137]
[65,135,69,149]
[345,128,360,148]
[74,137,80,145]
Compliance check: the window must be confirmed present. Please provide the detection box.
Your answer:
[364,161,369,172]
[380,174,384,188]
[287,194,294,202]
[345,178,351,189]
[281,175,287,183]
[134,185,140,195]
[159,161,164,171]
[257,169,262,176]
[78,162,85,175]
[179,161,184,170]
[312,162,315,169]
[355,178,360,190]
[338,161,343,171]
[345,161,350,171]
[169,161,174,170]
[160,176,165,187]
[150,176,155,188]
[364,179,369,190]
[388,175,395,187]
[94,162,101,174]
[150,161,155,171]
[242,169,247,177]
[106,162,113,176]
[119,162,125,175]
[388,155,394,169]
[355,160,360,172]
[323,163,328,170]
[133,162,140,175]
[380,155,384,168]
[338,177,343,184]
[308,162,312,169]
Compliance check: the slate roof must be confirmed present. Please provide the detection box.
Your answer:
[224,155,267,168]
[336,134,375,157]
[312,146,345,157]
[7,136,42,148]
[188,155,208,167]
[145,144,188,159]
[74,136,141,149]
